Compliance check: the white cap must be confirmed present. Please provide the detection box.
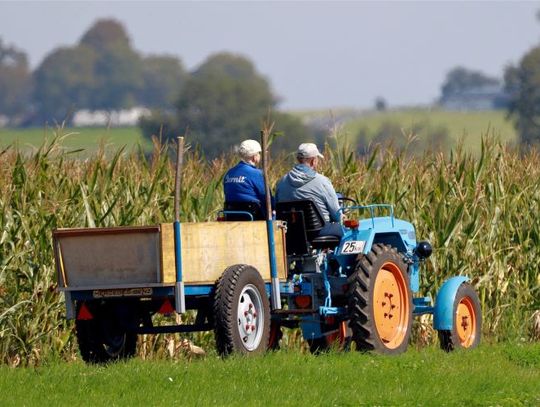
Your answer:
[297,143,324,159]
[238,139,262,159]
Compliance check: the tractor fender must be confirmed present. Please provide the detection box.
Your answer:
[433,276,469,330]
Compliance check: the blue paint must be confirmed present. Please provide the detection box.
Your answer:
[413,296,434,315]
[174,221,182,283]
[266,220,278,279]
[300,320,323,340]
[338,204,395,228]
[410,263,420,293]
[434,276,469,330]
[184,285,213,296]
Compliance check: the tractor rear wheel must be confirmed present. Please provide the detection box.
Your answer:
[213,264,270,356]
[348,244,412,354]
[75,303,137,364]
[438,283,481,351]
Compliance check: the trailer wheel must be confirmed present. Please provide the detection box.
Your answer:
[438,283,481,351]
[213,264,270,356]
[348,244,412,354]
[75,304,137,364]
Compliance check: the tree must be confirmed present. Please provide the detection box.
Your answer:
[33,18,145,123]
[175,52,276,157]
[440,66,500,100]
[505,46,540,146]
[33,46,97,123]
[374,97,387,112]
[79,19,131,53]
[139,52,312,157]
[90,45,143,110]
[0,38,32,120]
[268,111,313,153]
[140,55,187,109]
[80,19,143,110]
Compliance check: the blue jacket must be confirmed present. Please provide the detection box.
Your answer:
[224,161,272,208]
[276,164,341,223]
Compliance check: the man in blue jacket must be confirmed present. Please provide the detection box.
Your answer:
[223,139,271,219]
[276,143,341,224]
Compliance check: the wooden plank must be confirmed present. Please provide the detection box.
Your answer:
[54,225,159,238]
[161,221,287,284]
[160,223,176,283]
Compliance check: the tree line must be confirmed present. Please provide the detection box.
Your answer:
[0,19,312,156]
[2,17,540,152]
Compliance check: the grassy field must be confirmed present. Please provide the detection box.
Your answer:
[0,126,150,154]
[295,108,517,154]
[345,109,515,141]
[0,344,538,405]
[0,109,518,156]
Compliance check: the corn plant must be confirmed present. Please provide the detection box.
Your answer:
[0,127,539,365]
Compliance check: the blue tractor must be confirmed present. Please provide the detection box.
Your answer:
[258,198,482,354]
[55,137,482,362]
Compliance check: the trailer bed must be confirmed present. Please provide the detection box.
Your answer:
[54,221,287,290]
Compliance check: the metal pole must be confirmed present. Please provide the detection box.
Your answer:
[174,137,184,223]
[174,136,186,313]
[260,129,282,310]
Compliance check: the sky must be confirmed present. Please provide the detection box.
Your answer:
[1,1,539,110]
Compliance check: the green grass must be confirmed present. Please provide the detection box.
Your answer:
[0,127,151,155]
[0,344,538,406]
[342,109,517,153]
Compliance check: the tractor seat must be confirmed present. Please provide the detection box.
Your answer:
[276,200,342,254]
[312,223,342,250]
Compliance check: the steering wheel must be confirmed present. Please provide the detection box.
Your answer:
[338,196,357,206]
[337,196,358,215]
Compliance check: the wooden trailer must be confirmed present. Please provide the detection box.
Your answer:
[54,221,288,290]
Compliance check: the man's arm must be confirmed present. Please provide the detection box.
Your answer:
[253,169,273,207]
[322,177,341,222]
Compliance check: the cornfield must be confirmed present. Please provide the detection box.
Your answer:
[0,130,539,366]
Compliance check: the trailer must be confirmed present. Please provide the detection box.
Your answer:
[53,136,482,363]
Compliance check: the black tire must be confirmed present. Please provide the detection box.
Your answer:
[348,244,413,355]
[75,304,137,364]
[438,283,482,352]
[213,264,271,356]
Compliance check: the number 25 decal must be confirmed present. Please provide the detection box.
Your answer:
[341,240,366,255]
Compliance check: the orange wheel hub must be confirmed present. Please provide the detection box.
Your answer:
[373,262,410,349]
[455,296,477,348]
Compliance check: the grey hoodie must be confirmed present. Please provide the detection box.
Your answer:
[275,164,341,222]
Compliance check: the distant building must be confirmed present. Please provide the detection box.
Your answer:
[72,107,151,127]
[0,115,8,128]
[439,84,510,111]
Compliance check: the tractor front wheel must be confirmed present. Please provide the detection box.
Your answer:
[348,244,412,354]
[438,283,481,351]
[213,264,270,356]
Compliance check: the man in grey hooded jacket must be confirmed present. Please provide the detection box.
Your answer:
[275,143,341,223]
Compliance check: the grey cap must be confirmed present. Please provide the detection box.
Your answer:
[238,139,262,158]
[297,143,324,159]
